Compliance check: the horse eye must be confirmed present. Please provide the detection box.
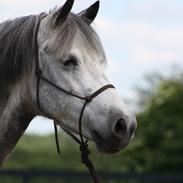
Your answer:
[63,56,78,67]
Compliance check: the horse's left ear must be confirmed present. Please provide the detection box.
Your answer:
[53,0,74,26]
[78,1,100,25]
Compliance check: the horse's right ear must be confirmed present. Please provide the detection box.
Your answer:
[53,0,74,26]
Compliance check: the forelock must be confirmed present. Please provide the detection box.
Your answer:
[49,13,106,61]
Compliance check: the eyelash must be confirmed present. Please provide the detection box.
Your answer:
[63,56,78,67]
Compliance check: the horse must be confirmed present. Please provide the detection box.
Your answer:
[0,0,137,167]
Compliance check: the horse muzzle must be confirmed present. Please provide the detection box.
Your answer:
[91,114,137,154]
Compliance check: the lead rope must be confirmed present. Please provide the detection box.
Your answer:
[54,122,61,154]
[34,14,115,183]
[55,121,100,183]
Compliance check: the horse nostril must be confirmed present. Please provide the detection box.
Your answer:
[114,118,128,136]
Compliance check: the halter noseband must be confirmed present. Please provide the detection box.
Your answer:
[34,15,115,183]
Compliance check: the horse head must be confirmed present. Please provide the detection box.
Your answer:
[35,0,137,154]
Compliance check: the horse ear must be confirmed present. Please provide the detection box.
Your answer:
[78,1,100,25]
[54,0,74,26]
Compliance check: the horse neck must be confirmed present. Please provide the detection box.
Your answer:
[0,77,35,167]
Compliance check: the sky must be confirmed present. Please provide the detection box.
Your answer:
[1,0,183,134]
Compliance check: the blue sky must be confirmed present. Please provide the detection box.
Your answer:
[1,0,183,134]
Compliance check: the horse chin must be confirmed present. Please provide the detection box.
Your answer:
[91,131,125,154]
[97,146,121,154]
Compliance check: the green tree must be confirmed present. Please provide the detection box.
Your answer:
[135,70,183,172]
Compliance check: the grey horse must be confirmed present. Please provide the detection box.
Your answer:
[0,0,136,167]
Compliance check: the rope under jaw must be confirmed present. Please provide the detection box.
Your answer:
[54,121,100,183]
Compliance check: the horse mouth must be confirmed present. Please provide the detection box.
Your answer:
[91,131,122,154]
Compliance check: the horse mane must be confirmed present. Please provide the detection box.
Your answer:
[0,14,46,86]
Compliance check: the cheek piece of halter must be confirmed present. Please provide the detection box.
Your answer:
[34,15,115,183]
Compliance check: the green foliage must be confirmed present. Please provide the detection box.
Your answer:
[135,71,183,172]
[3,133,139,172]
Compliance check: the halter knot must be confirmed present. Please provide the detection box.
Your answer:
[85,96,93,103]
[80,143,91,164]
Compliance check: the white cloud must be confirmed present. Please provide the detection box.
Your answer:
[95,17,183,66]
[129,0,183,21]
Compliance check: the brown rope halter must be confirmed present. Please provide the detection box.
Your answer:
[34,15,115,183]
